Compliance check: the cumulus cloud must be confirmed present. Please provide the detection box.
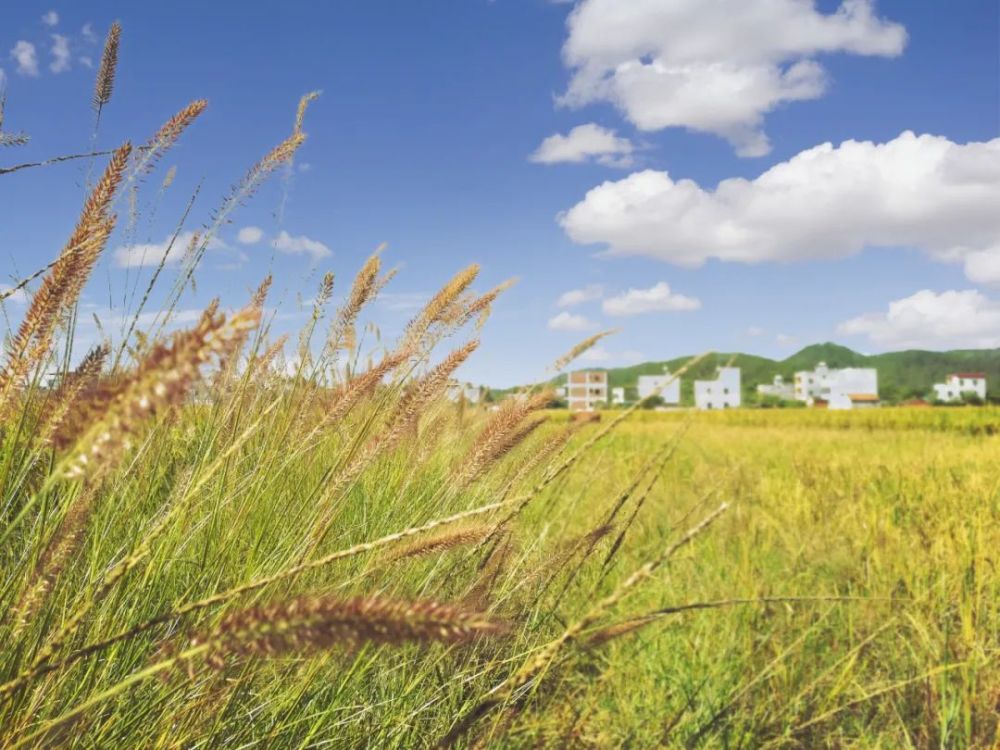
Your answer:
[272,231,331,261]
[838,289,1000,349]
[579,346,644,364]
[557,283,603,307]
[114,232,225,268]
[50,34,71,73]
[560,132,1000,283]
[559,0,906,155]
[602,281,700,315]
[237,226,264,245]
[10,41,39,77]
[81,23,97,43]
[42,11,59,26]
[548,311,596,331]
[530,123,635,167]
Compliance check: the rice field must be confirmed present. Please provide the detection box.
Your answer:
[2,22,999,748]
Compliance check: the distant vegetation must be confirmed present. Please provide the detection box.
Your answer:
[499,342,1000,406]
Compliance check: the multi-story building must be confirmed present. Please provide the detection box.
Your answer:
[933,373,987,403]
[566,370,608,412]
[694,367,741,410]
[637,372,681,405]
[757,375,794,401]
[794,362,878,408]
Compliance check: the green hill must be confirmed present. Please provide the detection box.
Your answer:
[500,343,1000,406]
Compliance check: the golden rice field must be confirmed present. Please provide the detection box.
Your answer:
[2,23,999,748]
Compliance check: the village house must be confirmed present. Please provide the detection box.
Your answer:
[566,370,608,412]
[793,362,878,409]
[637,372,681,405]
[933,372,987,403]
[694,367,741,410]
[446,381,483,404]
[756,374,794,401]
[611,386,625,405]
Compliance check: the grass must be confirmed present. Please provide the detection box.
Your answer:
[1,28,999,747]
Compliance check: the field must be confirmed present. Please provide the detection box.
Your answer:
[2,28,999,748]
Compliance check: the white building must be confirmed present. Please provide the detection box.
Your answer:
[566,370,608,412]
[611,386,625,405]
[757,375,794,401]
[794,362,878,408]
[694,367,741,410]
[933,373,987,403]
[447,381,482,404]
[637,373,681,405]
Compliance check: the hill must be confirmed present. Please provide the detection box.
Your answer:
[498,343,1000,405]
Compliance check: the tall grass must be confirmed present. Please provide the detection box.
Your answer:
[1,29,998,748]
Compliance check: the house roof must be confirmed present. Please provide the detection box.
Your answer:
[848,393,880,402]
[950,372,986,379]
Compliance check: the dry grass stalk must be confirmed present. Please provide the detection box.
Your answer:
[253,334,288,380]
[386,524,493,563]
[326,251,381,357]
[322,348,411,426]
[250,273,273,311]
[403,264,479,348]
[168,596,507,676]
[0,143,131,418]
[61,305,260,480]
[304,341,479,554]
[134,99,208,176]
[454,277,516,330]
[11,486,100,636]
[455,391,552,487]
[294,91,321,134]
[39,344,110,447]
[162,165,177,189]
[550,329,619,373]
[440,504,730,747]
[0,498,517,697]
[93,22,122,113]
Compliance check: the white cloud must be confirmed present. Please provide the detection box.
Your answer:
[602,281,700,316]
[11,41,39,77]
[0,68,6,88]
[579,346,644,364]
[1,284,28,303]
[81,23,97,43]
[50,34,71,73]
[559,0,906,155]
[548,311,595,331]
[838,289,1000,349]
[237,226,264,245]
[379,292,428,312]
[530,123,635,167]
[560,132,1000,283]
[271,230,331,261]
[775,333,797,346]
[42,11,59,26]
[581,346,612,362]
[557,283,603,307]
[79,56,93,68]
[114,231,225,268]
[746,326,765,337]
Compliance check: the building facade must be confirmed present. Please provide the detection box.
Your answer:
[611,386,625,405]
[933,373,987,403]
[694,367,741,410]
[757,375,794,401]
[636,373,681,405]
[794,362,878,408]
[566,370,608,412]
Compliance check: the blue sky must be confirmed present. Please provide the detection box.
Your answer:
[1,1,998,386]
